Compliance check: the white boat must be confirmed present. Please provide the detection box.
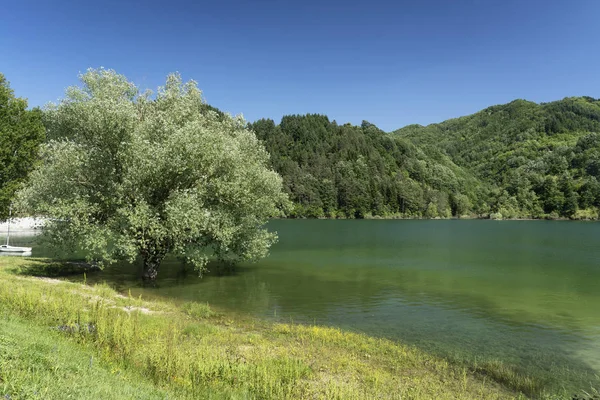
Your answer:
[0,244,32,253]
[1,207,32,253]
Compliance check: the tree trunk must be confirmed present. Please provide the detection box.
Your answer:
[142,250,165,281]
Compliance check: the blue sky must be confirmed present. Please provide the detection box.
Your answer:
[1,0,599,131]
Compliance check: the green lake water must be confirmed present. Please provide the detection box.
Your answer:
[4,220,600,393]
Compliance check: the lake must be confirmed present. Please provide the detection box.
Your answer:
[4,220,600,393]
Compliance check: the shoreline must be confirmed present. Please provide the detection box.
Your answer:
[0,256,549,399]
[2,216,597,235]
[277,215,596,221]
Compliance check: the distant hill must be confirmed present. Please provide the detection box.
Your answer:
[246,97,600,219]
[393,97,600,219]
[250,115,484,219]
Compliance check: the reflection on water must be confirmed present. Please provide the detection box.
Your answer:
[4,220,600,393]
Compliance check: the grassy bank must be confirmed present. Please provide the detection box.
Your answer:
[0,315,177,399]
[0,257,584,399]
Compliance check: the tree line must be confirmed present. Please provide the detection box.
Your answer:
[0,74,45,220]
[250,116,479,219]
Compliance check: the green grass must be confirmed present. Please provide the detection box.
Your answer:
[0,315,178,399]
[182,301,216,319]
[0,257,589,399]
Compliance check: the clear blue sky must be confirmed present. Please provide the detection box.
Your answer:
[1,0,599,131]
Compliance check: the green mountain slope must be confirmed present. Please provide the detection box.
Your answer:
[250,115,484,219]
[394,97,600,219]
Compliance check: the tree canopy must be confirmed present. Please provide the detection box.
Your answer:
[0,73,45,219]
[18,69,288,279]
[250,115,483,219]
[394,97,600,219]
[248,97,600,220]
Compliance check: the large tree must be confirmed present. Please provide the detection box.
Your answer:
[18,69,289,280]
[0,73,45,219]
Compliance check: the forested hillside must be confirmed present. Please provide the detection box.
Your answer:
[250,115,484,219]
[252,97,600,220]
[395,97,600,219]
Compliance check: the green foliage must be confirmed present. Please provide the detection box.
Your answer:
[0,73,45,220]
[249,96,600,220]
[181,301,215,319]
[17,69,289,279]
[250,116,482,219]
[395,96,600,219]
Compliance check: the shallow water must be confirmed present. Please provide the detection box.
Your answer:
[4,220,600,393]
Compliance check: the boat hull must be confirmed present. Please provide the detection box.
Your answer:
[0,245,33,253]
